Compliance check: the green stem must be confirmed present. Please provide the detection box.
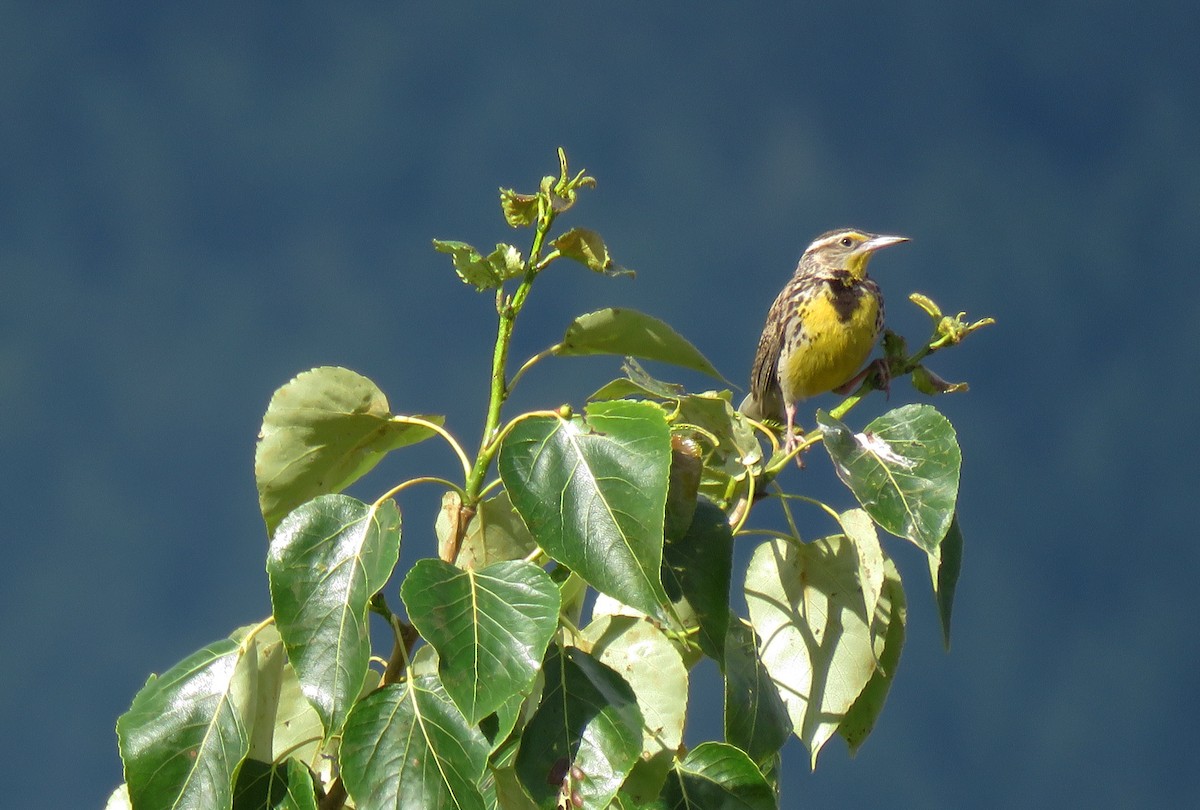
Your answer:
[464,206,556,503]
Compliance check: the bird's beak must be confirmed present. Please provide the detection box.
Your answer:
[857,234,909,253]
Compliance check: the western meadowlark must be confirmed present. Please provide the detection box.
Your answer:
[741,228,908,451]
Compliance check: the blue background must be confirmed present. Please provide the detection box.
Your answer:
[3,4,1197,807]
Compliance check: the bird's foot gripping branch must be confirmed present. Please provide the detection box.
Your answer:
[112,149,993,810]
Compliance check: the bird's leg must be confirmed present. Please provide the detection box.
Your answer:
[834,358,891,397]
[783,403,807,468]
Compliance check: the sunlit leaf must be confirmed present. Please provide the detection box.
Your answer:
[837,508,886,644]
[581,615,688,803]
[555,308,723,380]
[499,400,672,619]
[117,639,251,810]
[341,676,489,810]
[818,404,961,553]
[266,495,401,740]
[744,534,879,768]
[515,646,643,810]
[499,187,539,228]
[401,559,560,724]
[551,227,633,277]
[432,239,525,290]
[839,558,907,755]
[255,366,441,534]
[660,742,776,810]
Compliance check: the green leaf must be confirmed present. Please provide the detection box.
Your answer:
[817,404,961,553]
[590,358,688,402]
[401,559,560,724]
[255,366,442,534]
[660,742,776,810]
[499,400,672,619]
[232,758,319,810]
[581,615,688,804]
[117,639,251,810]
[266,494,401,740]
[744,534,880,768]
[499,187,539,228]
[929,512,964,649]
[550,228,633,277]
[837,508,886,646]
[724,620,792,768]
[555,308,724,380]
[662,497,733,662]
[341,676,490,810]
[432,239,526,290]
[515,646,643,810]
[839,559,907,755]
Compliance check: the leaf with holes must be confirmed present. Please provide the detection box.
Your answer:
[401,559,560,724]
[499,400,672,619]
[267,494,401,740]
[818,404,960,553]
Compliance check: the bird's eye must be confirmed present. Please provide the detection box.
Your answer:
[840,236,854,247]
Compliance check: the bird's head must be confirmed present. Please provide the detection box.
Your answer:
[804,229,909,281]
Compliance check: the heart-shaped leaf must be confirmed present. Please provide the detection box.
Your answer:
[401,559,560,724]
[515,646,643,810]
[499,400,671,619]
[818,404,960,553]
[660,742,776,810]
[341,676,489,810]
[745,534,880,767]
[267,494,401,739]
[255,366,441,534]
[117,639,251,810]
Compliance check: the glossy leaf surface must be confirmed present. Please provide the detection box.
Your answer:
[267,494,401,739]
[401,559,560,724]
[500,400,672,619]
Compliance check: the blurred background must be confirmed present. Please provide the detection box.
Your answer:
[3,3,1197,807]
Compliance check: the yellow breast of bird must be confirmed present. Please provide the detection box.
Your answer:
[779,282,880,401]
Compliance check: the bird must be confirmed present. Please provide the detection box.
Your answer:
[740,228,909,452]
